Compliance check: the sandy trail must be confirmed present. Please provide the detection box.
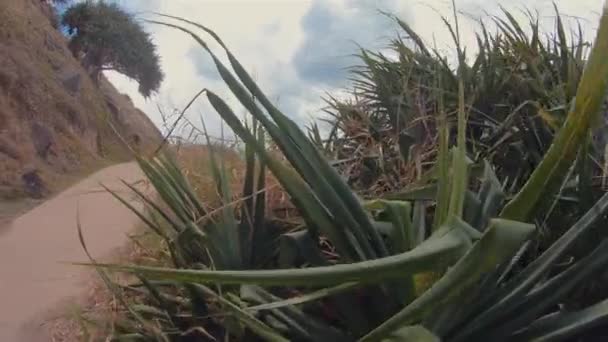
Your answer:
[0,162,147,342]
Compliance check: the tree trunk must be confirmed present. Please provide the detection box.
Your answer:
[82,51,105,86]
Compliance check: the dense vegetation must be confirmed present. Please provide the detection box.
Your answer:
[317,7,608,253]
[87,6,608,342]
[62,1,163,97]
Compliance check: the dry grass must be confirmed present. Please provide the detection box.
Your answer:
[0,0,162,200]
[174,143,293,220]
[328,111,438,197]
[45,225,174,341]
[47,143,293,341]
[173,143,244,206]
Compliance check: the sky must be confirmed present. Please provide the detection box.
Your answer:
[80,0,604,140]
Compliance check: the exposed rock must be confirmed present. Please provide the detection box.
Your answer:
[100,79,162,148]
[0,69,17,91]
[56,101,85,134]
[105,98,120,122]
[0,0,161,200]
[61,72,81,95]
[31,122,54,159]
[22,169,47,199]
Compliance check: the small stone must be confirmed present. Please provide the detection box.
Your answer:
[31,122,54,159]
[61,72,81,95]
[22,169,47,199]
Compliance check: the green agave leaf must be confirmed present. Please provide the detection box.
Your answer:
[190,284,289,342]
[251,125,268,265]
[360,218,534,342]
[241,285,350,341]
[135,158,190,225]
[240,118,257,267]
[515,298,608,341]
[174,222,211,264]
[102,183,167,239]
[364,199,417,305]
[204,89,363,261]
[434,65,450,230]
[131,304,170,320]
[199,118,242,270]
[151,16,388,261]
[278,230,327,268]
[478,161,505,223]
[77,211,169,341]
[553,4,570,85]
[138,154,207,226]
[137,276,177,323]
[84,228,470,287]
[384,184,437,201]
[477,240,608,341]
[245,282,359,312]
[501,6,608,221]
[111,333,147,341]
[120,179,179,235]
[577,133,593,210]
[364,200,414,253]
[384,325,440,342]
[462,190,482,229]
[412,201,426,246]
[457,190,608,338]
[447,35,469,222]
[156,153,207,218]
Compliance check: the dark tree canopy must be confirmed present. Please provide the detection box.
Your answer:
[62,1,163,97]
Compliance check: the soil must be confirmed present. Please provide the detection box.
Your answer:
[0,1,163,339]
[0,162,148,342]
[0,0,161,201]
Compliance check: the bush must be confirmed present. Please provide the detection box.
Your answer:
[323,8,608,251]
[90,8,608,342]
[62,1,163,97]
[322,8,603,198]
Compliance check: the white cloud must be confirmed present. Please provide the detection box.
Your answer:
[101,0,603,138]
[106,0,312,137]
[292,0,404,86]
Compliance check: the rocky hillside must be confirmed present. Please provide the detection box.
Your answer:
[0,0,161,199]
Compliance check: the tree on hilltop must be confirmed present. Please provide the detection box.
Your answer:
[62,1,163,97]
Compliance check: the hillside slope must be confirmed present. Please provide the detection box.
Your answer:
[0,0,161,200]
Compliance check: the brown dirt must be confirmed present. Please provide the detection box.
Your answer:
[0,162,149,342]
[0,0,161,201]
[44,227,167,342]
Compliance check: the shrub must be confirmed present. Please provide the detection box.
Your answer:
[61,1,163,97]
[324,8,596,198]
[90,7,608,342]
[323,8,608,254]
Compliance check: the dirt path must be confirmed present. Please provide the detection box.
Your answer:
[0,162,147,342]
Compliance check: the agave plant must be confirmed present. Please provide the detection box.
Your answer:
[90,5,608,342]
[323,7,605,201]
